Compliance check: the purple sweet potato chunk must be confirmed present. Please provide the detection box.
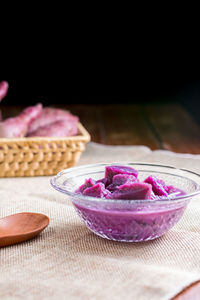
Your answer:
[106,184,117,192]
[96,178,109,187]
[144,175,168,196]
[76,178,96,193]
[107,182,152,200]
[105,165,138,184]
[167,185,186,196]
[107,174,137,191]
[112,174,137,186]
[83,183,110,198]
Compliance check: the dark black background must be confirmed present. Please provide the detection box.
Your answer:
[1,78,200,124]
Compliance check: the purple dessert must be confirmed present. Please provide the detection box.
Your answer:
[83,183,110,198]
[74,203,186,242]
[76,178,96,193]
[144,175,168,196]
[96,177,109,187]
[112,174,137,186]
[107,182,152,200]
[107,174,137,192]
[167,185,186,197]
[73,165,187,242]
[105,165,138,184]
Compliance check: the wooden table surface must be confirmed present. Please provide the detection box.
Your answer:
[1,103,200,299]
[1,103,200,154]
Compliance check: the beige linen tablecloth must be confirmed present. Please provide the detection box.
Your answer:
[1,142,200,300]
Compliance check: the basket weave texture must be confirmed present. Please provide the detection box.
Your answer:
[0,123,90,177]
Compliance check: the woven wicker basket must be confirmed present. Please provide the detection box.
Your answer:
[0,123,90,177]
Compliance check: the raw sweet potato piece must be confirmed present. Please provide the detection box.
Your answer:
[0,81,9,102]
[0,103,42,138]
[28,107,78,134]
[27,119,78,137]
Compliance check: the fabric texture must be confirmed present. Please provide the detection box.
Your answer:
[1,142,200,300]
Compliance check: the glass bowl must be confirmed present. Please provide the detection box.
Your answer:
[50,163,200,242]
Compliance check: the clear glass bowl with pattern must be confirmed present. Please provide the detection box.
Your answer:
[51,163,200,242]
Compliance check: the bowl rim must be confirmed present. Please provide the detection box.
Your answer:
[50,162,200,205]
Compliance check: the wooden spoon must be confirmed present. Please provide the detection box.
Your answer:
[0,212,49,247]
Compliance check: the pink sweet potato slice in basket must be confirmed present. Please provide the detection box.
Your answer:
[28,107,78,134]
[0,103,42,138]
